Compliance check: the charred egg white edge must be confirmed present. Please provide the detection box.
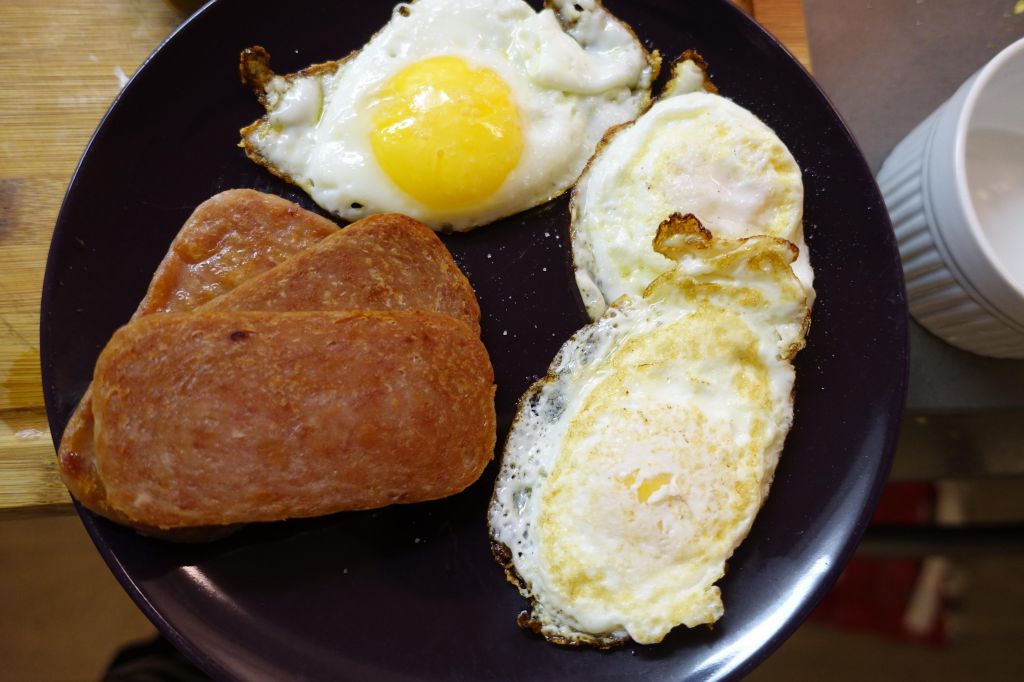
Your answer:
[488,217,810,646]
[244,0,658,232]
[571,58,813,319]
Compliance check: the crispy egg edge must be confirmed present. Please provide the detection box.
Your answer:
[237,0,662,232]
[488,213,812,648]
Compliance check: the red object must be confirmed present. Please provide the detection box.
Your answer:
[810,483,947,646]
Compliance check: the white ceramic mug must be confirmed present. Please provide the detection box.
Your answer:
[878,36,1024,358]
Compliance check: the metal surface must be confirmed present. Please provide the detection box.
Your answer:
[860,524,1024,556]
[892,413,1024,481]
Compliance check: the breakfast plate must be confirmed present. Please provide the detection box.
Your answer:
[40,0,908,679]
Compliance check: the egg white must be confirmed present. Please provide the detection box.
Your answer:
[488,215,810,646]
[242,0,658,231]
[571,59,813,318]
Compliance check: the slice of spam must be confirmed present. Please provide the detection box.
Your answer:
[92,311,495,528]
[58,189,339,522]
[205,213,480,334]
[58,191,484,529]
[137,188,340,315]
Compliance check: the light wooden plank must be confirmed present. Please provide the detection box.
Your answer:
[0,0,183,513]
[0,407,70,510]
[753,0,812,71]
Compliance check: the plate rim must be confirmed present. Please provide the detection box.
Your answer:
[38,0,910,679]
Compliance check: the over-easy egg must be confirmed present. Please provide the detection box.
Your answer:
[488,214,811,647]
[241,0,658,231]
[571,57,813,318]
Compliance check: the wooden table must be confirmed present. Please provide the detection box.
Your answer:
[0,0,810,513]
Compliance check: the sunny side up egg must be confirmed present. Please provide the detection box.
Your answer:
[488,214,811,647]
[571,58,814,319]
[240,0,659,232]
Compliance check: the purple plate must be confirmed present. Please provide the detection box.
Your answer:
[40,0,908,679]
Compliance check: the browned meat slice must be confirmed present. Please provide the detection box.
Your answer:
[92,311,496,529]
[137,188,339,314]
[58,193,486,533]
[59,189,338,523]
[206,213,480,334]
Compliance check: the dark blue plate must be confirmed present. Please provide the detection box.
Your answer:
[40,1,908,679]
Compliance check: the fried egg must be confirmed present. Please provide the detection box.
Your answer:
[571,57,813,318]
[240,0,658,232]
[488,214,810,646]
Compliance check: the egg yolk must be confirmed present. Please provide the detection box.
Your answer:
[369,56,523,210]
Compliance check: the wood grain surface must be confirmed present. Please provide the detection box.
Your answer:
[754,0,811,69]
[0,1,182,511]
[0,0,810,513]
